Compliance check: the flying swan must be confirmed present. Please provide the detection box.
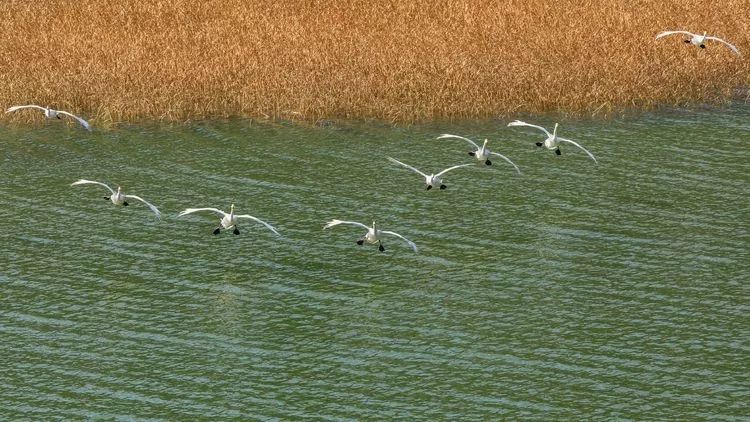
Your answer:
[324,219,417,252]
[655,31,740,55]
[7,105,91,131]
[507,121,597,163]
[178,204,279,236]
[437,134,522,175]
[387,157,472,190]
[71,179,161,218]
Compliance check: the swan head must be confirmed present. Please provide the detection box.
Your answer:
[230,203,235,213]
[482,139,489,148]
[116,186,122,193]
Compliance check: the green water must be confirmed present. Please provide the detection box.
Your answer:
[1,105,748,419]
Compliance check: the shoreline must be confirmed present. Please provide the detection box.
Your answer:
[4,99,748,134]
[2,96,748,132]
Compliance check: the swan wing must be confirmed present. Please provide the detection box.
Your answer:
[436,134,479,149]
[435,163,473,177]
[656,30,695,40]
[124,195,161,219]
[380,230,418,253]
[235,214,280,235]
[178,207,226,218]
[705,36,740,55]
[6,105,47,114]
[323,219,369,230]
[387,156,428,178]
[558,137,598,163]
[55,110,91,131]
[489,152,522,175]
[507,120,551,137]
[71,179,115,195]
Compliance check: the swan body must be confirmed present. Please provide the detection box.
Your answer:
[71,179,161,218]
[324,219,417,252]
[7,105,91,130]
[656,31,740,55]
[178,204,279,236]
[507,121,597,163]
[437,134,521,174]
[387,157,472,190]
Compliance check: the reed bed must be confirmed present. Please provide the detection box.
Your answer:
[0,0,748,124]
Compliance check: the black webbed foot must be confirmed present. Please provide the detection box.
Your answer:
[440,184,447,190]
[56,115,62,119]
[468,151,475,156]
[485,159,492,166]
[536,142,543,147]
[104,196,109,200]
[356,239,364,246]
[123,201,129,206]
[378,244,385,252]
[426,185,432,190]
[555,148,562,156]
[700,44,705,49]
[684,40,691,43]
[233,227,240,235]
[213,227,221,235]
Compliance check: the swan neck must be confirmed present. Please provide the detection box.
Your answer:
[552,123,558,138]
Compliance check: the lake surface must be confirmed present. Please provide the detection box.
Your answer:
[1,105,748,419]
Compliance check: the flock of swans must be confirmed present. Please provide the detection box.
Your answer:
[6,29,739,253]
[61,118,597,253]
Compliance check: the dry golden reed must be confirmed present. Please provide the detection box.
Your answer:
[0,0,748,124]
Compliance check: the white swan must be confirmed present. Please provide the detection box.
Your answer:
[178,204,279,236]
[437,134,521,174]
[656,31,740,55]
[387,157,472,190]
[71,179,161,218]
[507,121,597,163]
[324,219,417,252]
[7,105,91,131]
